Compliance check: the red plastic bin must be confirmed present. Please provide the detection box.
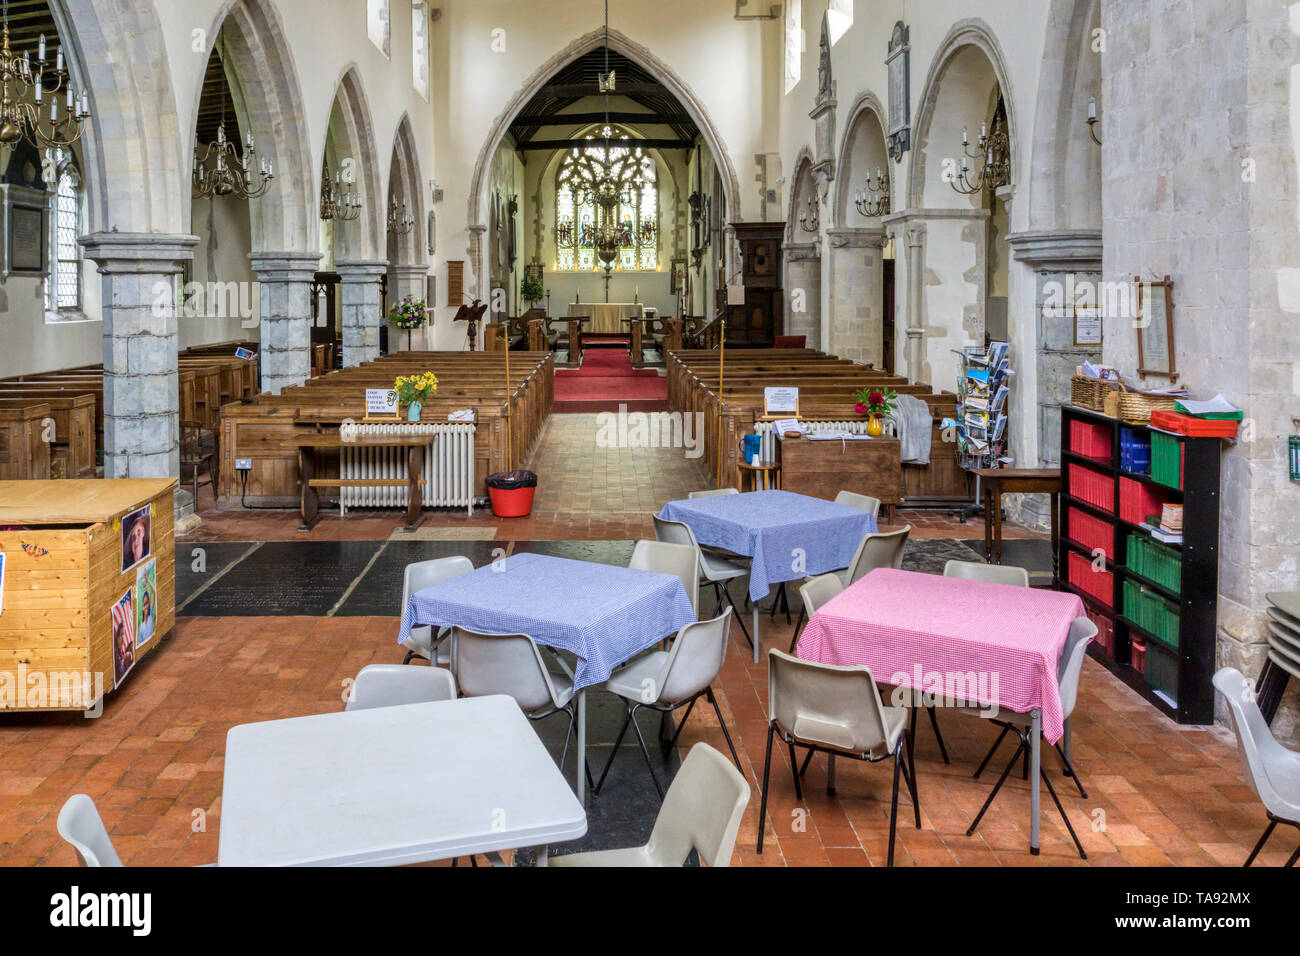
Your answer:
[1070,420,1112,459]
[1068,550,1114,608]
[1068,463,1115,513]
[1118,476,1173,526]
[1130,639,1147,675]
[1085,607,1115,658]
[1068,506,1115,561]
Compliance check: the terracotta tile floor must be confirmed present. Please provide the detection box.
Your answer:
[0,612,1286,867]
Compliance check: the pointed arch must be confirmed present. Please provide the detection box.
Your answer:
[786,148,818,244]
[323,66,384,261]
[387,114,426,266]
[834,92,891,227]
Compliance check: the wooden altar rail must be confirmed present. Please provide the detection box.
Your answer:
[666,349,966,500]
[218,352,553,505]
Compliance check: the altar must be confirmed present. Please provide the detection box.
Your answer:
[565,302,644,334]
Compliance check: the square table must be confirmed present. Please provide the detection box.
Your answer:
[218,695,587,866]
[398,552,696,804]
[659,490,876,662]
[797,567,1085,853]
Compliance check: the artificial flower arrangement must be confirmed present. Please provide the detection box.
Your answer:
[388,296,429,330]
[395,371,439,406]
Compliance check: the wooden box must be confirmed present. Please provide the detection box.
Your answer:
[0,402,52,480]
[0,479,176,712]
[778,433,903,514]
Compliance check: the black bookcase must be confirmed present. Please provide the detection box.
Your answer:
[1058,404,1222,724]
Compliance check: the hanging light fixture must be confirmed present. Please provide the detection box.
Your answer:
[854,167,890,218]
[0,0,90,151]
[949,101,1010,196]
[797,192,819,233]
[320,159,361,222]
[387,194,414,234]
[591,0,622,273]
[193,50,273,201]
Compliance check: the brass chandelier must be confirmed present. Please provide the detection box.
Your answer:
[387,195,414,235]
[949,103,1010,196]
[854,167,890,218]
[0,1,91,151]
[320,159,361,222]
[193,103,273,200]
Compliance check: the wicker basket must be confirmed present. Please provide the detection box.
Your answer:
[1106,382,1178,425]
[1071,375,1119,412]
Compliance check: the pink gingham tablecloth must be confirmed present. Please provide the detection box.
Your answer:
[796,568,1085,743]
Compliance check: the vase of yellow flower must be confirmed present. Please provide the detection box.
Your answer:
[395,371,438,421]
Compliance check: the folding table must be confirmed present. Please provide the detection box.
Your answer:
[797,567,1085,854]
[399,552,696,804]
[218,695,587,866]
[659,490,876,662]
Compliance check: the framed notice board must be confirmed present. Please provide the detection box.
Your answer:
[1,184,49,280]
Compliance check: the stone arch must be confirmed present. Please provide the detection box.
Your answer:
[907,19,1019,210]
[323,66,384,261]
[466,27,743,296]
[189,0,318,253]
[834,92,891,227]
[786,148,818,244]
[386,113,426,266]
[48,0,186,234]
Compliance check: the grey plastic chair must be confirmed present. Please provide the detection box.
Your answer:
[789,526,912,638]
[453,626,592,787]
[652,516,750,646]
[1213,667,1300,867]
[834,489,882,520]
[346,663,456,711]
[57,795,123,867]
[962,616,1096,859]
[630,539,700,618]
[943,559,1030,588]
[788,572,843,653]
[550,743,750,867]
[688,488,739,499]
[594,610,741,799]
[400,556,475,665]
[758,649,919,865]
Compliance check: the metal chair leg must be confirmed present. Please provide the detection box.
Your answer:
[719,583,753,648]
[628,705,665,799]
[887,741,903,867]
[1244,819,1277,867]
[973,724,1012,779]
[926,705,950,764]
[966,742,1025,836]
[757,725,775,853]
[787,742,803,800]
[904,730,921,828]
[666,696,698,750]
[706,688,743,773]
[401,649,416,665]
[1040,765,1087,859]
[797,746,815,777]
[1054,741,1088,798]
[788,607,807,654]
[1287,843,1300,868]
[593,704,635,795]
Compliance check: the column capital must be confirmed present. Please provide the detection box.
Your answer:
[334,259,391,281]
[826,227,888,249]
[249,251,321,283]
[79,232,198,273]
[390,264,430,282]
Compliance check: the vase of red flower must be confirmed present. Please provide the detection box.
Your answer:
[854,385,898,437]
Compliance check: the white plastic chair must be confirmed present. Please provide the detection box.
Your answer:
[550,744,749,867]
[629,539,700,618]
[834,490,882,520]
[789,526,912,637]
[962,616,1096,859]
[943,559,1030,588]
[1213,667,1300,866]
[594,610,740,799]
[400,556,475,665]
[688,488,739,499]
[652,516,750,646]
[57,795,123,867]
[346,663,456,711]
[788,572,844,653]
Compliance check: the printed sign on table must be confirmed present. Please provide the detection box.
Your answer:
[366,388,399,417]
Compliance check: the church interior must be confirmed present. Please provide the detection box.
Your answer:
[0,0,1299,881]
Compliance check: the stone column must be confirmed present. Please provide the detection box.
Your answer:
[389,264,430,351]
[79,232,198,479]
[336,259,389,366]
[783,241,822,349]
[904,225,925,383]
[825,228,887,366]
[250,252,320,394]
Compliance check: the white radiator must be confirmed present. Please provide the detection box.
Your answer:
[338,422,477,516]
[753,419,896,461]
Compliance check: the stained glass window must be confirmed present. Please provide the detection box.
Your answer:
[45,154,81,312]
[554,128,658,272]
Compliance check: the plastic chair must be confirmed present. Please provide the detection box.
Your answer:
[630,539,700,618]
[688,488,739,499]
[57,795,123,867]
[652,517,750,646]
[758,650,919,865]
[453,626,592,786]
[788,526,912,638]
[1213,667,1300,867]
[943,559,1030,588]
[594,610,740,799]
[346,663,456,711]
[834,490,881,520]
[550,744,749,867]
[788,572,843,653]
[962,617,1096,859]
[400,556,475,665]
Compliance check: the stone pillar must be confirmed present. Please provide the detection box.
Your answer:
[825,228,887,366]
[79,233,198,479]
[783,241,822,349]
[336,259,389,366]
[389,264,430,351]
[904,225,925,383]
[250,252,320,395]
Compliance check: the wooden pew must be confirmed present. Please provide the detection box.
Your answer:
[0,393,95,477]
[0,401,52,479]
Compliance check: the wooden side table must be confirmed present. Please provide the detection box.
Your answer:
[738,460,781,491]
[969,467,1061,582]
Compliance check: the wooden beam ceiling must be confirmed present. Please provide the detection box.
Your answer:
[516,137,694,152]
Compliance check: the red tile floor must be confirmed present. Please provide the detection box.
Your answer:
[1,413,1286,866]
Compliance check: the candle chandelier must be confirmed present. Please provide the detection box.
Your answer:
[797,192,819,233]
[387,195,414,234]
[949,101,1010,196]
[0,1,91,151]
[320,159,362,222]
[193,104,273,200]
[854,167,890,218]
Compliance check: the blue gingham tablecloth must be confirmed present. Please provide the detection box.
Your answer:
[659,490,877,602]
[398,552,696,690]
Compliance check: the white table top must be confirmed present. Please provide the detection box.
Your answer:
[218,695,587,866]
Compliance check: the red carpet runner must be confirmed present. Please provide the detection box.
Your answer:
[553,347,668,413]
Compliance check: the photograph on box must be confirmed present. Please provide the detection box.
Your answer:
[120,504,152,573]
[135,558,157,649]
[111,588,137,688]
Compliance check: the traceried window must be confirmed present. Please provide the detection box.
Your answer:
[827,0,852,45]
[412,1,429,98]
[45,152,82,313]
[554,128,658,272]
[367,0,390,58]
[785,0,803,93]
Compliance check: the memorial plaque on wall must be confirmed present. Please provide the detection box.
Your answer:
[0,184,48,279]
[446,260,464,307]
[886,21,911,162]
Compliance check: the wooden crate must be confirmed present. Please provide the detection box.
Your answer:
[0,479,176,712]
[778,433,903,514]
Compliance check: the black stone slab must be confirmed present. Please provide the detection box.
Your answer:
[175,542,259,611]
[334,540,503,617]
[961,537,1055,574]
[511,540,637,567]
[901,538,985,575]
[182,540,383,616]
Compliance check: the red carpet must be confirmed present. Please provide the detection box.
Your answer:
[554,348,667,413]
